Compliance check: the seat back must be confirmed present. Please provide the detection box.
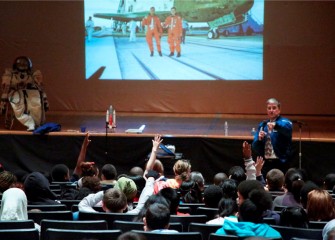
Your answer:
[113,220,183,232]
[27,204,67,211]
[40,219,108,240]
[78,211,137,228]
[170,214,207,230]
[272,225,322,240]
[209,233,239,240]
[45,228,122,240]
[131,230,202,240]
[195,207,219,221]
[188,222,222,240]
[28,210,73,224]
[59,200,81,210]
[0,220,35,229]
[179,203,206,214]
[308,220,328,229]
[0,228,39,240]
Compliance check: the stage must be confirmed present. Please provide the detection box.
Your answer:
[0,112,335,185]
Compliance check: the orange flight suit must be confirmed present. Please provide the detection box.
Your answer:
[164,14,182,54]
[142,15,163,52]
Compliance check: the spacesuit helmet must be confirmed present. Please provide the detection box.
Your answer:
[13,56,32,73]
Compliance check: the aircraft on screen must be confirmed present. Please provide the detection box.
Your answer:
[93,0,254,39]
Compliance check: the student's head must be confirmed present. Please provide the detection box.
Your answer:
[129,166,143,177]
[114,176,137,202]
[203,184,223,208]
[81,176,101,192]
[266,168,284,191]
[300,180,319,209]
[323,219,335,240]
[101,164,117,180]
[158,187,180,215]
[145,159,164,176]
[284,168,305,202]
[117,232,147,240]
[218,197,238,218]
[51,164,70,182]
[0,170,17,193]
[237,180,263,205]
[220,178,238,199]
[213,172,228,185]
[102,188,127,213]
[144,203,171,231]
[324,173,335,190]
[307,189,335,221]
[134,194,169,222]
[280,206,309,228]
[190,171,205,190]
[228,166,246,185]
[173,160,191,182]
[238,189,273,223]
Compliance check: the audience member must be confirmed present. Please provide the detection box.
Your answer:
[220,178,238,199]
[158,187,188,215]
[265,168,285,191]
[203,184,223,208]
[323,173,335,191]
[143,203,178,232]
[213,172,228,186]
[51,164,71,182]
[272,168,304,209]
[24,171,61,205]
[0,170,17,192]
[100,163,117,187]
[179,171,205,203]
[307,189,335,221]
[228,165,246,186]
[130,166,144,177]
[133,194,169,222]
[237,180,280,224]
[323,219,335,240]
[153,159,191,194]
[76,175,102,200]
[216,189,281,238]
[206,197,238,225]
[280,206,309,228]
[114,176,138,211]
[300,180,319,209]
[0,187,40,231]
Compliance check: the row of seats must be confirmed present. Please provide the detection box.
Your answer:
[0,219,322,240]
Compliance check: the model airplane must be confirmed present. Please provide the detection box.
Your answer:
[93,0,254,39]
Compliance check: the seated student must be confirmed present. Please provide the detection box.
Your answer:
[24,172,62,205]
[307,189,335,222]
[143,203,178,233]
[265,168,285,192]
[203,184,223,208]
[158,187,189,215]
[216,189,281,239]
[100,164,117,188]
[0,188,41,232]
[0,170,17,193]
[213,172,228,186]
[114,176,138,211]
[323,219,335,240]
[206,197,238,225]
[220,179,238,200]
[280,206,309,228]
[179,171,205,203]
[79,188,128,213]
[323,173,335,191]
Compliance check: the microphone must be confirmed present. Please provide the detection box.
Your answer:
[292,120,306,126]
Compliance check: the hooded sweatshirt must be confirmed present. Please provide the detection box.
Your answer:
[216,219,281,238]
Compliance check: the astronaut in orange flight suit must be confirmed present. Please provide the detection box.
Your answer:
[164,7,183,57]
[142,7,163,57]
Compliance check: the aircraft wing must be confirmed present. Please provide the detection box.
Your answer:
[93,11,170,22]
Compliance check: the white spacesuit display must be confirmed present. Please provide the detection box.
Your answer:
[0,56,49,131]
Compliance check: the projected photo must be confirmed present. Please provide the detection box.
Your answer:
[84,0,264,80]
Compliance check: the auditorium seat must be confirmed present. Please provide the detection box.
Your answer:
[27,204,67,211]
[208,233,239,240]
[45,228,122,240]
[78,211,137,228]
[113,220,183,232]
[0,220,35,229]
[59,200,81,210]
[272,225,322,240]
[131,230,202,240]
[40,219,108,240]
[195,207,219,221]
[28,210,73,224]
[179,203,206,214]
[0,228,39,240]
[169,214,207,230]
[188,222,222,240]
[308,220,328,229]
